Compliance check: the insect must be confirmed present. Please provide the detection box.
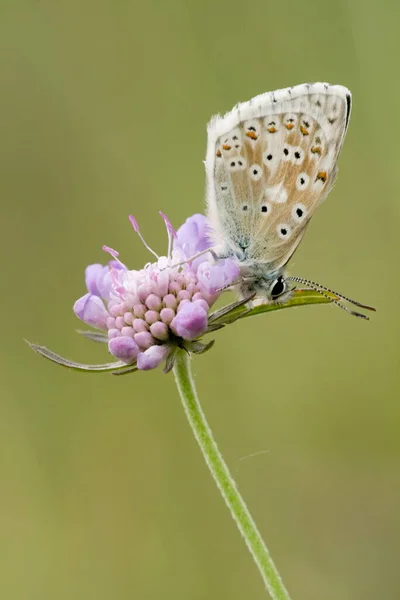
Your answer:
[205,82,375,318]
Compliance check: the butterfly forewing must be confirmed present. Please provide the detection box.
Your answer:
[206,83,351,271]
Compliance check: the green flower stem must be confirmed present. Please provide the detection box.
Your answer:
[173,350,292,600]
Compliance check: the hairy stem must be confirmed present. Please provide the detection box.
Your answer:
[173,350,292,600]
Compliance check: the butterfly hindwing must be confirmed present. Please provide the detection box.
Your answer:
[206,83,351,271]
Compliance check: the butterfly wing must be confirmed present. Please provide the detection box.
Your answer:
[205,83,351,271]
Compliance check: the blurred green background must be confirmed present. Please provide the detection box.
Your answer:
[1,1,399,598]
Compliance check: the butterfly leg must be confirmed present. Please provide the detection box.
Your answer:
[216,279,242,293]
[208,292,256,324]
[161,247,217,271]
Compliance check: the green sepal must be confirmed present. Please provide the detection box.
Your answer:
[112,365,139,376]
[27,341,128,372]
[187,339,215,355]
[163,348,178,374]
[76,330,109,343]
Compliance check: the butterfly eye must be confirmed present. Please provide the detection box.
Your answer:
[270,276,287,300]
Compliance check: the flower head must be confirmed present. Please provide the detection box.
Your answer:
[73,214,239,371]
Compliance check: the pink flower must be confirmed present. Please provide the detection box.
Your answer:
[73,214,239,371]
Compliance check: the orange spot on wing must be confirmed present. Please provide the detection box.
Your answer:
[285,123,294,130]
[222,144,231,150]
[216,149,222,157]
[267,126,277,133]
[300,125,309,136]
[311,146,321,155]
[245,131,258,140]
[316,171,327,182]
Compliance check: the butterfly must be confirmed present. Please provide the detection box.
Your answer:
[205,82,375,319]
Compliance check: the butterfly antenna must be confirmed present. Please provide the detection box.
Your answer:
[286,276,372,320]
[287,276,376,312]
